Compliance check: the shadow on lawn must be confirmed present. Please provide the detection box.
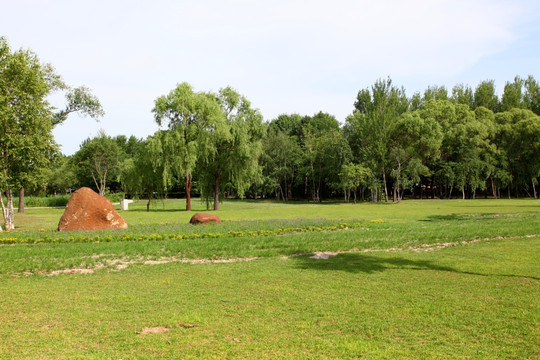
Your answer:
[293,253,455,274]
[292,253,540,281]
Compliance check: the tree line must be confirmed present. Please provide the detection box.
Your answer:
[60,77,540,209]
[2,37,540,230]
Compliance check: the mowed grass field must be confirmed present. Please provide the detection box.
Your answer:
[0,198,539,359]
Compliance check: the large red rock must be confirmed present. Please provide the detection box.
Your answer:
[58,187,128,231]
[189,213,221,225]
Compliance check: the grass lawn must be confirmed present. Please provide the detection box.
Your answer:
[0,199,539,359]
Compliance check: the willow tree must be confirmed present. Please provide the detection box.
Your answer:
[0,37,58,231]
[153,82,223,211]
[198,86,265,210]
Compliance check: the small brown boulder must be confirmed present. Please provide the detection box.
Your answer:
[189,213,221,225]
[58,187,128,231]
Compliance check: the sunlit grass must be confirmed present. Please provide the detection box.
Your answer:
[1,198,539,358]
[0,237,538,359]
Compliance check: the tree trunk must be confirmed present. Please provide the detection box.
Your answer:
[353,189,357,204]
[3,189,15,231]
[278,183,285,202]
[0,191,6,232]
[462,186,465,200]
[18,187,24,213]
[532,180,537,199]
[213,176,220,211]
[382,167,389,202]
[185,174,192,211]
[147,191,152,212]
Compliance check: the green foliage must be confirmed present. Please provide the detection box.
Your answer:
[474,79,499,111]
[345,77,409,202]
[71,130,123,196]
[260,128,302,201]
[197,86,265,210]
[52,85,104,126]
[11,195,70,207]
[0,37,59,230]
[34,75,540,203]
[45,155,77,195]
[339,163,372,203]
[152,83,220,210]
[127,131,170,211]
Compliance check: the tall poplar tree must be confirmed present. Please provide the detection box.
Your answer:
[346,78,409,202]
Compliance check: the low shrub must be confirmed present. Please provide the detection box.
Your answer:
[12,195,70,208]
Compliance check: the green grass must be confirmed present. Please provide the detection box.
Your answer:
[0,199,539,359]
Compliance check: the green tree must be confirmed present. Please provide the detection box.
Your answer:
[261,127,302,201]
[16,64,103,213]
[71,130,122,196]
[299,113,350,201]
[345,77,409,202]
[495,108,540,198]
[153,82,223,211]
[523,75,540,115]
[198,86,265,210]
[501,76,525,112]
[424,85,448,103]
[0,37,58,231]
[46,155,77,195]
[389,111,442,201]
[52,86,104,126]
[451,84,474,108]
[126,132,171,211]
[339,163,372,203]
[422,100,492,199]
[474,80,499,112]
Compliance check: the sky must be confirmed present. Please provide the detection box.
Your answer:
[2,0,540,155]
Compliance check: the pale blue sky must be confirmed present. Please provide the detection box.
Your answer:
[2,0,539,155]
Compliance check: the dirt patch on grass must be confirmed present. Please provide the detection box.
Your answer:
[48,268,96,276]
[137,327,170,335]
[41,255,259,276]
[310,251,339,259]
[298,234,539,260]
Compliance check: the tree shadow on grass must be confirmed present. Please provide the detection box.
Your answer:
[293,253,455,274]
[292,253,540,281]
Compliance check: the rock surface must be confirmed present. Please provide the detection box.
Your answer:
[58,187,128,231]
[189,212,221,225]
